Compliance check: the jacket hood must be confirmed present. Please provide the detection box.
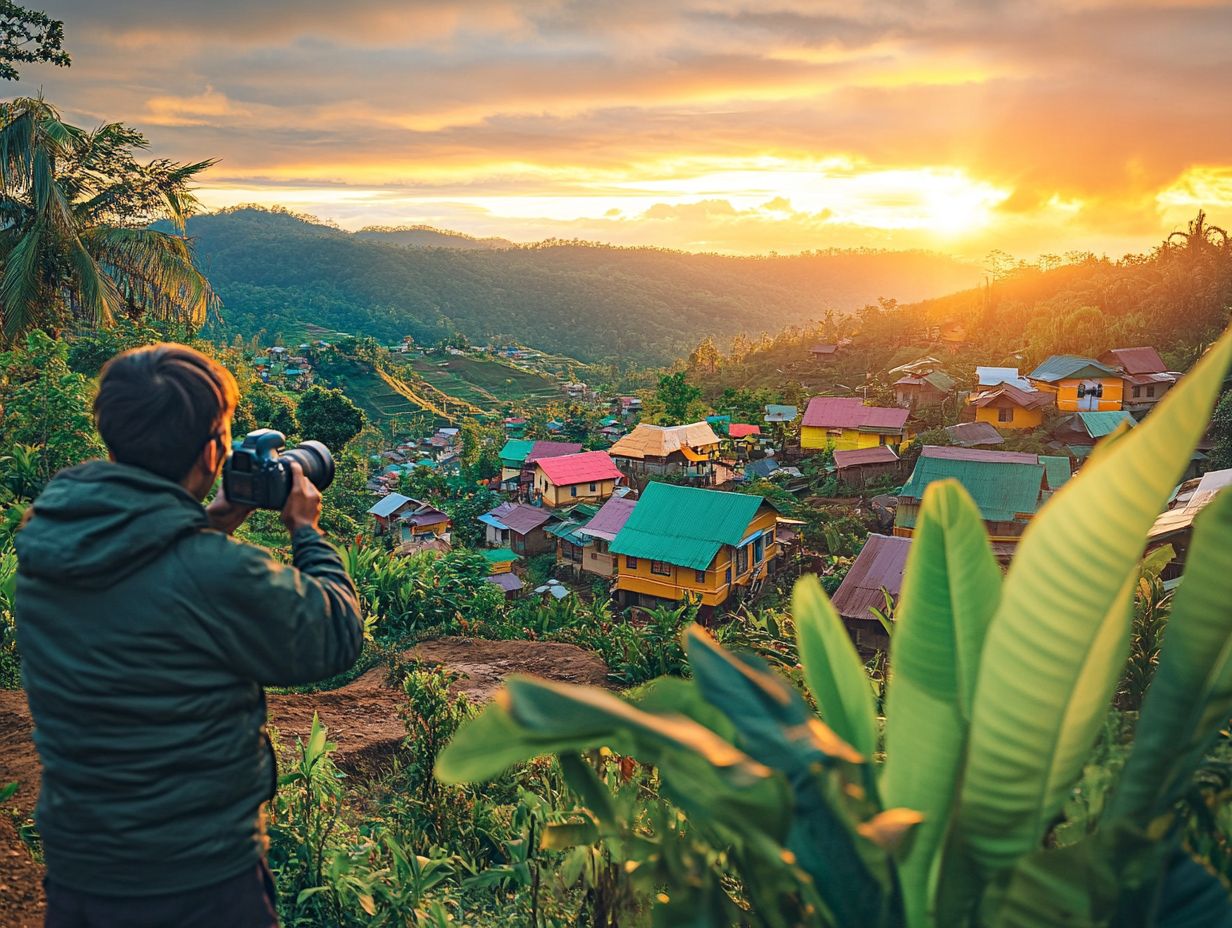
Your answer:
[16,460,209,588]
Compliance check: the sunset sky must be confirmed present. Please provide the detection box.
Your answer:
[13,0,1232,258]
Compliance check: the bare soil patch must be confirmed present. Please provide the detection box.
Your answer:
[0,636,607,924]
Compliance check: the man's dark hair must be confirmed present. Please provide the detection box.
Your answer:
[94,343,238,482]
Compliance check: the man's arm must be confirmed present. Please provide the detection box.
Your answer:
[185,463,364,686]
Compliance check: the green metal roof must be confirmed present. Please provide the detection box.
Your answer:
[899,457,1044,523]
[1027,355,1120,383]
[547,520,591,546]
[1039,455,1072,490]
[923,370,957,392]
[611,482,765,570]
[1077,410,1136,439]
[499,439,535,466]
[481,548,520,563]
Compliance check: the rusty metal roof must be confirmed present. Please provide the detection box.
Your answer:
[944,421,1004,447]
[830,534,911,623]
[834,446,900,469]
[1100,347,1166,375]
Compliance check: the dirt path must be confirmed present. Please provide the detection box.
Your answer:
[0,637,608,925]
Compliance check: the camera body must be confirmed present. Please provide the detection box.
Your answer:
[222,429,335,510]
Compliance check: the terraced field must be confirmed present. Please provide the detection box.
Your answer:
[403,355,562,410]
[318,359,434,423]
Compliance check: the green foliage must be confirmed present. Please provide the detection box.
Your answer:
[0,330,103,491]
[0,1,70,81]
[653,370,704,424]
[297,385,366,451]
[1210,390,1232,470]
[440,321,1232,927]
[0,96,215,343]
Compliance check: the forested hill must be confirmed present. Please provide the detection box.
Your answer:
[353,226,516,250]
[185,207,978,365]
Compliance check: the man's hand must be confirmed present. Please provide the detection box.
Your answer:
[206,482,255,535]
[281,460,322,535]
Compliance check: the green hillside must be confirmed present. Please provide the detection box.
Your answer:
[189,207,980,366]
[403,355,561,409]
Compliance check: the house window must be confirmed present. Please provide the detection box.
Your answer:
[878,434,888,445]
[724,567,732,584]
[998,407,1013,423]
[588,482,596,492]
[695,570,706,584]
[570,486,578,497]
[753,537,765,563]
[651,560,671,576]
[1146,385,1156,398]
[1132,385,1142,399]
[626,556,638,569]
[736,545,749,574]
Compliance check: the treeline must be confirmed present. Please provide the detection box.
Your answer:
[184,207,978,365]
[687,215,1232,395]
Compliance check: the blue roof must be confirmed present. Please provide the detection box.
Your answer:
[478,513,509,530]
[368,493,412,517]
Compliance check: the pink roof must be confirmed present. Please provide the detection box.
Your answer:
[802,396,909,431]
[728,424,762,438]
[834,446,899,469]
[535,451,624,486]
[578,496,637,541]
[525,441,583,463]
[830,534,912,623]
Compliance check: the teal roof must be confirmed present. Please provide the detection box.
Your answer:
[611,483,765,571]
[1078,410,1136,439]
[899,457,1044,523]
[923,370,956,392]
[1039,455,1072,490]
[1028,355,1120,383]
[547,520,591,546]
[481,548,520,563]
[499,439,535,466]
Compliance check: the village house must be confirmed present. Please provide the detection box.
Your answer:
[799,396,911,452]
[531,450,624,508]
[498,439,583,495]
[809,344,839,360]
[833,446,902,489]
[1027,355,1124,411]
[889,357,955,410]
[482,549,524,599]
[571,495,638,579]
[614,396,643,419]
[478,502,553,556]
[966,382,1054,430]
[1147,468,1232,579]
[830,533,911,654]
[366,493,417,535]
[894,447,1063,557]
[608,421,723,484]
[366,493,451,544]
[546,502,602,575]
[610,483,781,610]
[1053,410,1136,460]
[1098,347,1179,413]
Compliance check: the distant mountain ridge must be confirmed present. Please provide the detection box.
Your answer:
[354,225,516,250]
[186,207,981,365]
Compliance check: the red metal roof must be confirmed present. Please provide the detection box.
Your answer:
[830,534,912,623]
[525,441,583,463]
[728,423,762,438]
[1101,347,1166,375]
[833,446,899,469]
[535,450,624,486]
[802,396,909,431]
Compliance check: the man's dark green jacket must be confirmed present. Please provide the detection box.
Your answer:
[15,461,364,896]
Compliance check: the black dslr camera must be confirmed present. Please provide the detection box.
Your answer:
[222,429,335,510]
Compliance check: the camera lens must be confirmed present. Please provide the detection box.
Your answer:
[281,441,335,493]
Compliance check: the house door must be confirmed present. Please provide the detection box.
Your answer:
[1077,380,1101,411]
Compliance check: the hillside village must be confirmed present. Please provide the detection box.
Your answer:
[346,329,1228,652]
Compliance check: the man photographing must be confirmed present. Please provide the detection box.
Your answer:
[15,343,364,927]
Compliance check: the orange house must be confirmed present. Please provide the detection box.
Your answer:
[1026,356,1123,412]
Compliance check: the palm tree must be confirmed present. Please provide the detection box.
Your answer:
[0,95,217,343]
[1166,209,1230,253]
